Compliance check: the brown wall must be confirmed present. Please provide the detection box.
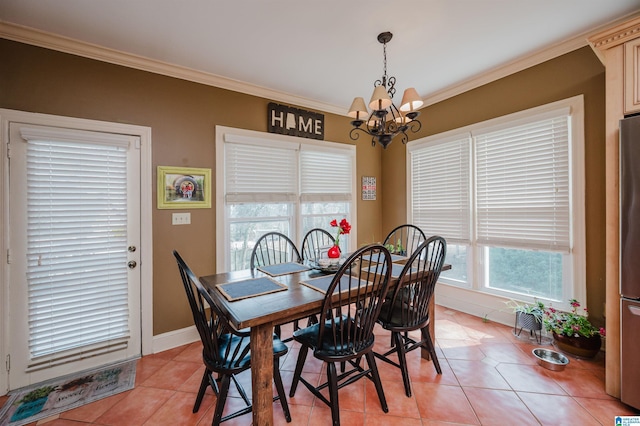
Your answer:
[382,46,607,325]
[0,39,606,333]
[0,39,384,335]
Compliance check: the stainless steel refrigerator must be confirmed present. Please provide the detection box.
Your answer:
[620,114,640,409]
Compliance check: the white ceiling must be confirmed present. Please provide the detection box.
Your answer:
[1,1,639,115]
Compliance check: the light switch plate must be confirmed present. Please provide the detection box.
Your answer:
[172,212,191,225]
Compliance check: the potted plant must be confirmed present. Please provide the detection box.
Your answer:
[543,299,606,358]
[506,299,546,342]
[384,239,405,256]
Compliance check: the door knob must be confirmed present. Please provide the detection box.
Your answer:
[128,261,137,269]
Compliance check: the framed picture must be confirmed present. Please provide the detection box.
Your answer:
[157,166,211,209]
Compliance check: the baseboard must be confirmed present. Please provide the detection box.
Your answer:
[435,284,516,327]
[151,325,200,354]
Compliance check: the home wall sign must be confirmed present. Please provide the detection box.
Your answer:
[268,102,324,140]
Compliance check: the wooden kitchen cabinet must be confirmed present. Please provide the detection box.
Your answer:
[625,38,640,114]
[589,14,640,398]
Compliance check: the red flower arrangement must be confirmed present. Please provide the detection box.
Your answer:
[330,218,351,247]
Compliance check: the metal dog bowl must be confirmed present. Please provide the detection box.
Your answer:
[532,348,569,371]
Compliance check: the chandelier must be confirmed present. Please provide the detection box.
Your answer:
[348,32,423,149]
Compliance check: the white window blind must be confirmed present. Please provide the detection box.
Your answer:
[300,146,353,202]
[225,141,298,203]
[24,132,130,359]
[410,136,471,243]
[475,112,570,251]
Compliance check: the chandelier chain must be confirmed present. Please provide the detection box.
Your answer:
[381,39,396,99]
[383,41,387,85]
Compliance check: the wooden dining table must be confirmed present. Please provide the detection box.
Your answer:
[199,259,450,425]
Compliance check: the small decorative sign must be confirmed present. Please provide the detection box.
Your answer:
[268,102,324,140]
[362,176,377,200]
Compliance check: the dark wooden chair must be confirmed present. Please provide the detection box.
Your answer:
[250,231,302,339]
[250,231,301,269]
[299,228,335,328]
[374,236,447,397]
[382,224,428,345]
[301,228,335,262]
[383,224,426,256]
[289,244,392,426]
[173,250,291,425]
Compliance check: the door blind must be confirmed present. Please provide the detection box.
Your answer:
[24,135,131,359]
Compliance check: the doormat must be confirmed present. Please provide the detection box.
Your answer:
[0,359,137,426]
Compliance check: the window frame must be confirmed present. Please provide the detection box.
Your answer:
[406,95,585,314]
[215,126,357,272]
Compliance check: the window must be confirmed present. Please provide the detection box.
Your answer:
[216,127,356,272]
[407,96,584,309]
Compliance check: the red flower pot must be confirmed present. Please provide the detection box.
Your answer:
[327,245,341,259]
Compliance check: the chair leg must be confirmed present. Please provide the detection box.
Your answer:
[273,360,292,422]
[193,369,210,412]
[212,374,231,426]
[365,351,388,413]
[327,362,340,426]
[393,332,412,397]
[231,374,251,406]
[421,326,442,374]
[289,345,308,397]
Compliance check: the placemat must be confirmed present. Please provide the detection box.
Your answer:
[216,277,287,301]
[390,253,409,263]
[365,253,407,264]
[257,262,310,277]
[366,262,415,278]
[300,274,354,295]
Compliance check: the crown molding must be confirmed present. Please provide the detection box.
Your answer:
[1,18,631,116]
[588,13,640,63]
[0,21,345,116]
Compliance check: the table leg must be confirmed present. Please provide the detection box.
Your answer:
[251,322,274,425]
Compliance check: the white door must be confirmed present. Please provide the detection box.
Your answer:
[6,121,142,389]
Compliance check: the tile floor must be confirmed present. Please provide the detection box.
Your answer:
[2,305,639,425]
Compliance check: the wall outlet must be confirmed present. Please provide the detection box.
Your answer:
[172,212,191,225]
